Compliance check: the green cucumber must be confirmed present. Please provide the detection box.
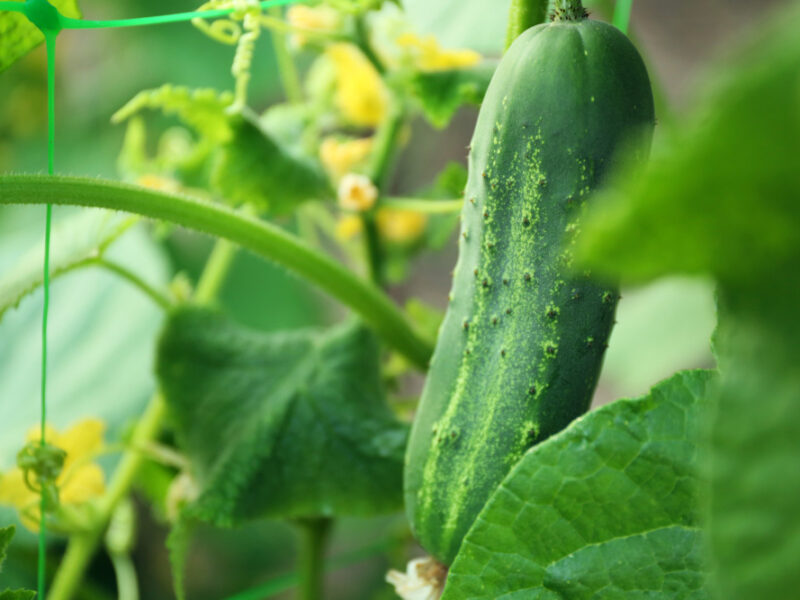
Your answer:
[404,8,655,565]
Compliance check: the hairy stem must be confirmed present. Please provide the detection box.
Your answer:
[296,518,332,600]
[506,0,548,49]
[353,15,385,75]
[552,0,586,21]
[193,238,236,305]
[0,175,432,369]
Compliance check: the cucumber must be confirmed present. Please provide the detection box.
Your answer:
[404,11,655,565]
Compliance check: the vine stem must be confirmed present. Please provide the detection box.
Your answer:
[269,6,303,104]
[0,175,432,369]
[48,393,167,600]
[505,0,548,49]
[296,519,332,600]
[94,259,174,310]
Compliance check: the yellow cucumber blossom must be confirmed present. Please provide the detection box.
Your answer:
[286,5,341,48]
[396,32,481,72]
[320,136,374,181]
[335,215,364,241]
[377,208,428,244]
[326,43,388,127]
[338,173,379,212]
[0,419,106,532]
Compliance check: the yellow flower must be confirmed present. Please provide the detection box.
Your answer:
[336,215,364,241]
[377,208,428,244]
[320,136,374,180]
[136,174,180,193]
[396,32,481,72]
[338,173,379,212]
[326,43,388,127]
[287,5,341,48]
[0,419,106,532]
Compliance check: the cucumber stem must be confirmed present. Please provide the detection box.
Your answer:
[552,0,587,21]
[505,0,548,49]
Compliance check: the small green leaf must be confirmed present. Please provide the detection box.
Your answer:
[409,64,494,129]
[211,112,330,215]
[0,0,81,73]
[0,210,136,323]
[576,5,800,288]
[112,85,234,144]
[157,308,408,526]
[0,526,35,600]
[443,370,714,599]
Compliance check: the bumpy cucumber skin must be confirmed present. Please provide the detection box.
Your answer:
[404,19,655,565]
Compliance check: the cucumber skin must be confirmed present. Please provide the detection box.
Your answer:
[404,19,655,565]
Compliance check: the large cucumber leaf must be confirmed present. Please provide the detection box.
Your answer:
[157,308,407,524]
[0,0,81,73]
[443,370,714,599]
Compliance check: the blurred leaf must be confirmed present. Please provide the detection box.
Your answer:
[0,0,81,73]
[0,210,136,323]
[157,308,408,526]
[409,64,494,129]
[708,290,800,600]
[576,5,800,288]
[444,370,714,599]
[211,112,330,215]
[0,208,169,474]
[0,526,34,600]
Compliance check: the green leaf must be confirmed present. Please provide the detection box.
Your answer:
[576,4,800,288]
[443,370,714,599]
[157,308,408,526]
[707,293,800,600]
[0,0,81,73]
[409,64,494,129]
[211,112,331,215]
[0,210,136,323]
[111,85,234,144]
[0,526,35,599]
